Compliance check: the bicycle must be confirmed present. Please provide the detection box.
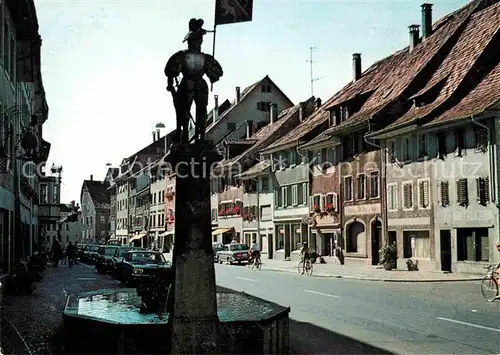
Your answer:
[248,255,262,270]
[481,264,499,302]
[297,258,313,276]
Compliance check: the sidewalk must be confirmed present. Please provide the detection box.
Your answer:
[1,262,120,354]
[260,258,484,282]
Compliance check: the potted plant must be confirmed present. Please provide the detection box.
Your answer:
[312,204,321,214]
[233,205,241,215]
[218,208,225,217]
[379,242,397,270]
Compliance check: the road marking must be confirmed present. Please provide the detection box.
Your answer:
[236,277,257,282]
[437,317,500,333]
[304,290,340,298]
[77,277,97,281]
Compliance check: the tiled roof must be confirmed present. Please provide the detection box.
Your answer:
[237,160,272,179]
[205,75,293,134]
[379,1,500,132]
[82,180,110,209]
[221,104,301,168]
[261,107,329,153]
[318,0,479,138]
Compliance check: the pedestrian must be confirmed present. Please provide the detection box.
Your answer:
[61,243,67,264]
[66,242,77,268]
[51,239,62,268]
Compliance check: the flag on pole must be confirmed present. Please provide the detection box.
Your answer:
[214,0,254,26]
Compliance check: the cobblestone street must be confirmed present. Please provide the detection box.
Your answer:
[1,263,120,354]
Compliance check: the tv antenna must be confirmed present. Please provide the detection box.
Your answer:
[306,47,325,96]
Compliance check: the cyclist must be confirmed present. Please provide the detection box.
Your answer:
[250,239,261,265]
[300,242,309,274]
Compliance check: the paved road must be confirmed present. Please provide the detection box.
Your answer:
[215,263,500,354]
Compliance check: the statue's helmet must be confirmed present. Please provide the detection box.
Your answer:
[183,18,208,43]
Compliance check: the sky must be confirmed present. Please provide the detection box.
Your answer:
[33,0,469,203]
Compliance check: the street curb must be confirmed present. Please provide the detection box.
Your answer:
[262,266,483,283]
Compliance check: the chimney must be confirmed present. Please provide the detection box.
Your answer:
[421,3,433,39]
[246,120,253,138]
[214,95,219,121]
[90,174,93,181]
[352,53,362,82]
[156,129,160,141]
[269,103,277,124]
[236,87,241,103]
[299,102,305,121]
[152,131,156,142]
[409,25,420,52]
[315,98,322,110]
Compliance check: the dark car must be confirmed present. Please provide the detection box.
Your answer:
[81,244,101,264]
[216,243,250,264]
[95,245,120,274]
[120,250,172,286]
[111,246,146,280]
[212,242,224,262]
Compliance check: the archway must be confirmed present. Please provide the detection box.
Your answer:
[371,219,382,265]
[346,222,365,253]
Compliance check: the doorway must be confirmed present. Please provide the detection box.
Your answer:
[440,230,452,272]
[371,220,382,265]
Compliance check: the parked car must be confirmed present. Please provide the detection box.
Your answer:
[81,244,101,264]
[111,246,146,280]
[120,250,172,286]
[212,242,224,262]
[216,243,249,264]
[95,245,120,274]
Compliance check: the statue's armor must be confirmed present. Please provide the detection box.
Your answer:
[182,52,205,78]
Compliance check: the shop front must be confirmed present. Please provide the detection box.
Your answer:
[273,220,308,260]
[310,212,341,260]
[212,227,234,245]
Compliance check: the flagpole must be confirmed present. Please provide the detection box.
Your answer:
[210,24,217,92]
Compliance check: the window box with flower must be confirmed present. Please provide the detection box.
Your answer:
[233,205,241,215]
[324,203,336,215]
[225,207,234,216]
[218,208,225,217]
[165,190,174,201]
[312,204,321,214]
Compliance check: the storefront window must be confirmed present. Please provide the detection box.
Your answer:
[278,225,284,250]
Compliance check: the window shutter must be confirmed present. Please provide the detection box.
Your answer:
[419,181,429,208]
[274,189,279,206]
[440,181,449,206]
[292,185,298,205]
[476,177,490,206]
[321,195,326,210]
[457,179,468,206]
[403,184,412,209]
[282,187,286,206]
[332,193,338,210]
[309,196,314,211]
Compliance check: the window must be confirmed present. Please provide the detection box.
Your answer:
[297,183,304,204]
[312,195,321,210]
[474,127,487,152]
[100,215,105,223]
[326,193,337,211]
[387,184,397,211]
[340,106,349,121]
[261,85,271,93]
[454,128,465,156]
[257,102,271,111]
[274,188,283,208]
[369,172,379,198]
[437,132,446,158]
[418,180,430,208]
[402,136,411,161]
[40,184,48,204]
[476,177,489,206]
[344,176,353,201]
[301,183,308,204]
[343,137,356,157]
[356,174,365,199]
[457,179,469,207]
[227,122,236,131]
[440,181,450,206]
[403,231,430,259]
[457,228,489,262]
[329,110,337,127]
[418,134,428,157]
[261,176,269,192]
[52,185,59,204]
[403,183,413,209]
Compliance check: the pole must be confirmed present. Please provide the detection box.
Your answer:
[210,25,217,92]
[256,178,261,253]
[309,47,313,96]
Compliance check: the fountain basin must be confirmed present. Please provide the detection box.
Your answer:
[62,286,290,354]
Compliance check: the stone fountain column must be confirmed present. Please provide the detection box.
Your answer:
[166,143,221,354]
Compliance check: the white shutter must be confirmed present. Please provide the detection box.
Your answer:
[303,183,308,204]
[292,185,298,205]
[332,193,338,210]
[320,195,326,210]
[309,196,314,211]
[282,187,286,206]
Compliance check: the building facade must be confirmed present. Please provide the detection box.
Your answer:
[80,176,110,243]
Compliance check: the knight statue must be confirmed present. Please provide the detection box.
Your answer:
[165,18,223,144]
